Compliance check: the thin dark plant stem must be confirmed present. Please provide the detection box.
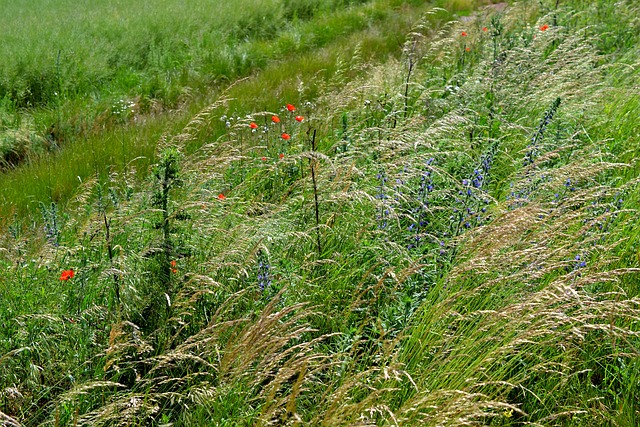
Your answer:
[55,49,62,144]
[161,166,171,282]
[47,155,53,203]
[49,49,59,203]
[403,40,416,120]
[121,128,126,178]
[310,129,322,256]
[103,211,120,314]
[240,131,244,183]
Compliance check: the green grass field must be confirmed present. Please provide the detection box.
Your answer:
[0,0,433,217]
[1,0,639,425]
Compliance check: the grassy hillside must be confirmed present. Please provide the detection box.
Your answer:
[1,0,640,426]
[0,0,437,218]
[0,0,372,110]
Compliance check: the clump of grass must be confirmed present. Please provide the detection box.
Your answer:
[0,110,48,170]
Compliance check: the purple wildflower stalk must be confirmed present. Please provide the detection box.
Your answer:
[408,158,435,249]
[257,260,272,292]
[452,142,496,235]
[524,97,561,167]
[376,170,389,229]
[40,201,60,246]
[507,98,562,210]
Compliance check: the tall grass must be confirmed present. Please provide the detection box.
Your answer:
[0,0,444,222]
[0,0,328,107]
[1,0,639,426]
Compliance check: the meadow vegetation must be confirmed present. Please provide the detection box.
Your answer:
[1,0,639,425]
[0,0,434,215]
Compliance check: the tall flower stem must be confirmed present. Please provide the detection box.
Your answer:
[309,129,322,256]
[103,210,120,315]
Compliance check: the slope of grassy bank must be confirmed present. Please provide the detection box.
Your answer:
[0,0,373,110]
[1,0,640,426]
[0,0,443,221]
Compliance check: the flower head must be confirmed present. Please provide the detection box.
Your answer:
[261,156,267,162]
[461,31,467,37]
[540,24,549,31]
[170,260,177,273]
[257,259,272,291]
[60,269,74,281]
[295,115,304,122]
[218,193,226,200]
[482,27,488,32]
[281,133,291,140]
[279,153,284,160]
[286,103,296,112]
[271,115,280,123]
[249,122,258,129]
[465,47,471,52]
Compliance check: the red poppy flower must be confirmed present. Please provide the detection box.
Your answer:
[286,104,296,112]
[281,133,291,140]
[482,27,488,32]
[249,122,258,129]
[272,115,280,123]
[218,193,226,200]
[540,24,549,31]
[279,153,284,160]
[60,269,74,281]
[170,260,177,268]
[295,115,304,122]
[461,31,467,37]
[261,156,267,161]
[465,47,471,52]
